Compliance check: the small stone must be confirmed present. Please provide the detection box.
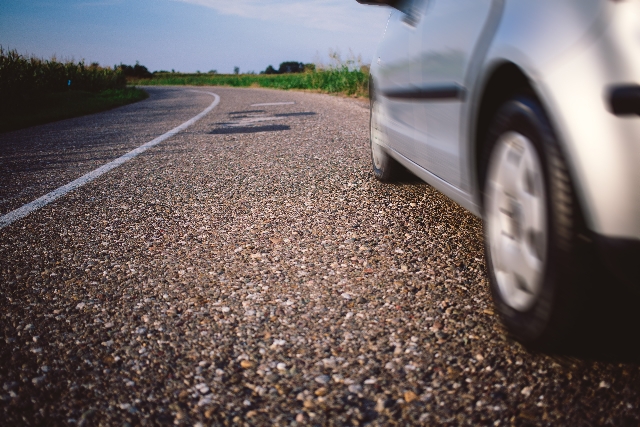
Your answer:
[430,322,442,332]
[240,360,255,369]
[265,373,280,383]
[276,362,287,371]
[348,384,362,394]
[315,375,330,384]
[314,387,328,396]
[404,391,418,403]
[195,383,210,394]
[270,339,286,349]
[521,386,532,397]
[599,381,610,389]
[197,395,212,406]
[322,357,336,369]
[296,413,305,422]
[3,381,18,391]
[341,293,352,300]
[246,410,257,418]
[31,376,46,386]
[76,302,85,309]
[475,354,484,361]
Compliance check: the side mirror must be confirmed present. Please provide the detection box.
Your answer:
[355,0,403,9]
[355,0,412,14]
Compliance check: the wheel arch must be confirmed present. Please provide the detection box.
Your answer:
[473,61,532,207]
[472,60,591,240]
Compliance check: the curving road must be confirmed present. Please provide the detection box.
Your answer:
[1,86,638,426]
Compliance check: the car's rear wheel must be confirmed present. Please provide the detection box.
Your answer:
[370,89,402,182]
[482,95,584,349]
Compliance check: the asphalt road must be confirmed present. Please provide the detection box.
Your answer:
[1,86,639,426]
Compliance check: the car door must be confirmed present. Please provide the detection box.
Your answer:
[411,0,500,191]
[374,5,423,160]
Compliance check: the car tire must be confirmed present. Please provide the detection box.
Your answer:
[370,89,402,182]
[482,95,585,350]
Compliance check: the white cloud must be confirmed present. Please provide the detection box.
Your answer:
[177,0,391,33]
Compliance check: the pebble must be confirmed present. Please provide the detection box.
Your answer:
[315,387,328,396]
[315,375,330,385]
[31,376,46,387]
[404,391,418,403]
[348,384,362,394]
[240,360,255,369]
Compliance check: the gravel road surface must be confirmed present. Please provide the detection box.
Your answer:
[1,86,639,426]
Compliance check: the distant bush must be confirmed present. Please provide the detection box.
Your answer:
[0,46,126,113]
[118,61,153,79]
[261,61,316,75]
[263,65,277,75]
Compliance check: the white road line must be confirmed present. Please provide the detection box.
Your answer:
[0,91,220,230]
[250,102,295,106]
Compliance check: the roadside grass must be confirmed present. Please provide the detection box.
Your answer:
[131,67,370,98]
[0,88,148,133]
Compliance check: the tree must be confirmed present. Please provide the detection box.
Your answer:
[278,61,304,74]
[263,65,277,74]
[233,66,240,75]
[118,61,153,79]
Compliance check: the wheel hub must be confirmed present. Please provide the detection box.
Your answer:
[485,132,547,311]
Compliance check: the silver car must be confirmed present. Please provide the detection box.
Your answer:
[357,0,640,349]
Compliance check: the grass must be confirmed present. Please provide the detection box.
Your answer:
[131,67,370,98]
[0,88,148,133]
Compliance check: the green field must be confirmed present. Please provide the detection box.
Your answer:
[0,88,148,133]
[0,48,151,132]
[131,67,370,98]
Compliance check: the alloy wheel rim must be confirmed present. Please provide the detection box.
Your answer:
[486,132,547,311]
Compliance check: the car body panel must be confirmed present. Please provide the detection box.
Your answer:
[370,0,640,242]
[374,10,420,161]
[412,0,494,191]
[481,0,640,239]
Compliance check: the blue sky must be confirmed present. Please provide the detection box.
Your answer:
[0,0,391,73]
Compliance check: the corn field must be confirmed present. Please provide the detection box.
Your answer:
[0,47,126,113]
